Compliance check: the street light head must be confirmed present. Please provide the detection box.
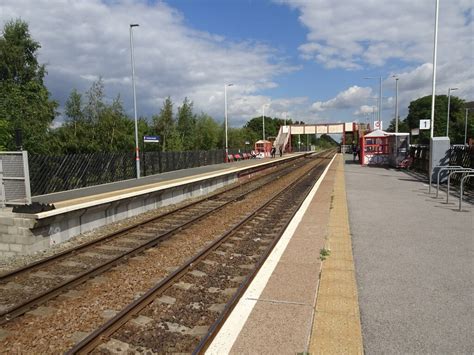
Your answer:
[130,24,139,27]
[450,87,458,91]
[227,83,234,87]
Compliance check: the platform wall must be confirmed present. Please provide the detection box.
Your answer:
[0,174,235,258]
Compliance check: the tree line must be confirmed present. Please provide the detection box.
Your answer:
[386,95,473,145]
[2,19,317,155]
[4,19,469,156]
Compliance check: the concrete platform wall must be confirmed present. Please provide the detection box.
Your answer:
[0,174,235,258]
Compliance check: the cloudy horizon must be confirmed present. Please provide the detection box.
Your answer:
[1,0,472,129]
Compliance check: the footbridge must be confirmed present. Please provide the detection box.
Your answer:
[274,122,362,152]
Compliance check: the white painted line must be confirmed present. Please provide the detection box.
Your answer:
[205,153,337,354]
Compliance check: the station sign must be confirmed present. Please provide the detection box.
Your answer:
[419,120,430,130]
[373,120,382,130]
[143,135,160,143]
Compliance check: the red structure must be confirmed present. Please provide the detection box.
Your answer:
[360,129,390,165]
[255,140,272,157]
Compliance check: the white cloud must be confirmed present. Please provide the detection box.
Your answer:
[277,0,473,71]
[0,0,296,122]
[311,86,373,112]
[354,105,377,116]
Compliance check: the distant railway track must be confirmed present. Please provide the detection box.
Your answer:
[0,152,330,326]
[68,151,334,354]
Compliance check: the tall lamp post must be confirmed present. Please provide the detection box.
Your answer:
[364,76,383,129]
[129,23,140,178]
[428,0,440,193]
[465,108,472,145]
[393,75,399,133]
[262,105,266,140]
[429,0,440,139]
[224,83,234,162]
[446,87,458,137]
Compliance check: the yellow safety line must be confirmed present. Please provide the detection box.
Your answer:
[309,154,364,354]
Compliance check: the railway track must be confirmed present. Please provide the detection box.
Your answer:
[0,152,325,325]
[67,152,335,354]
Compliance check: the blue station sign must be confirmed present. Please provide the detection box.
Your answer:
[143,135,160,143]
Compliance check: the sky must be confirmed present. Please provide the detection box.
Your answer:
[1,0,473,130]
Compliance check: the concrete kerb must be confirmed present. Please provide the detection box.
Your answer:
[309,154,363,354]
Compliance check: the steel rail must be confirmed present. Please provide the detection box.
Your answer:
[1,153,316,282]
[0,152,325,324]
[193,157,330,353]
[66,153,334,354]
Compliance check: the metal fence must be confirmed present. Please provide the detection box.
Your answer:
[29,149,225,196]
[409,145,474,173]
[409,145,474,189]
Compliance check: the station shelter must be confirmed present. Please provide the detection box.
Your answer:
[388,133,410,167]
[359,129,390,165]
[360,130,409,166]
[254,140,273,157]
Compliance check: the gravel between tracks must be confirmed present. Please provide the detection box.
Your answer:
[0,183,238,274]
[0,159,318,354]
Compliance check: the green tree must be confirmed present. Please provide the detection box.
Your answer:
[153,97,182,151]
[0,19,57,152]
[51,80,138,154]
[176,97,196,151]
[0,119,9,150]
[244,116,285,141]
[386,118,409,133]
[65,88,84,137]
[405,95,465,144]
[194,113,220,150]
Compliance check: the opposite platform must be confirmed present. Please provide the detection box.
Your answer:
[0,153,306,257]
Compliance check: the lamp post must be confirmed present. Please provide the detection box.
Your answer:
[129,23,140,178]
[224,83,233,162]
[393,75,399,133]
[428,0,440,193]
[465,108,472,145]
[430,0,439,139]
[365,76,383,129]
[446,87,458,137]
[262,105,266,140]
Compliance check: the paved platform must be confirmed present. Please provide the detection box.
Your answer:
[207,154,362,354]
[207,153,473,354]
[345,156,473,354]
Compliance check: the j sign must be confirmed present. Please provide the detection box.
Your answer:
[143,135,160,143]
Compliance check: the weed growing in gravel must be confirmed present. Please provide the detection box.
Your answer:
[320,248,331,261]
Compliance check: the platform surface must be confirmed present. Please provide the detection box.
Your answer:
[345,156,473,354]
[207,154,473,354]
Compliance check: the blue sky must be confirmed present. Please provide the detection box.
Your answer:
[1,0,473,129]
